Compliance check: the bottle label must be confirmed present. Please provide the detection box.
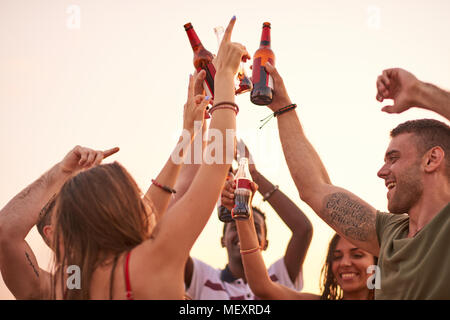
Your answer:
[267,75,274,90]
[236,178,252,190]
[252,57,262,84]
[202,62,216,99]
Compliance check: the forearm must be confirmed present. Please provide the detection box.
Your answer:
[251,170,312,234]
[276,111,331,203]
[0,163,71,239]
[144,130,195,220]
[167,125,207,210]
[416,81,450,120]
[235,215,276,298]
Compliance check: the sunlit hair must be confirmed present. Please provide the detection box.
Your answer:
[391,119,450,178]
[319,234,377,300]
[51,162,150,299]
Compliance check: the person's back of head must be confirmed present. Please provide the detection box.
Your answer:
[52,161,150,299]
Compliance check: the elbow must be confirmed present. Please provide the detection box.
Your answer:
[247,277,276,300]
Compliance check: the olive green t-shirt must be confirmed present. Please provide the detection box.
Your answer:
[375,202,450,299]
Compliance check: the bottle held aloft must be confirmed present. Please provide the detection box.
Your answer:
[250,22,275,106]
[232,157,253,220]
[218,170,235,223]
[235,62,253,95]
[184,22,215,118]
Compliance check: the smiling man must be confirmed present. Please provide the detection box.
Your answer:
[263,62,450,299]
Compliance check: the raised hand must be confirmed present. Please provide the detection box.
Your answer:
[376,68,421,114]
[264,62,292,112]
[215,16,251,76]
[183,70,210,135]
[59,145,119,174]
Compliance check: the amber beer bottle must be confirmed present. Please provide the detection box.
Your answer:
[250,22,275,105]
[184,22,216,100]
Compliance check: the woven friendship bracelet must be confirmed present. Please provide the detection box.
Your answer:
[209,101,239,116]
[240,246,261,255]
[274,103,297,117]
[151,179,176,194]
[259,103,298,129]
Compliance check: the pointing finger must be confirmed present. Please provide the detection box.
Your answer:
[223,15,236,43]
[103,147,120,159]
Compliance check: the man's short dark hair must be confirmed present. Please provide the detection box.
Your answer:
[391,119,450,177]
[222,207,267,236]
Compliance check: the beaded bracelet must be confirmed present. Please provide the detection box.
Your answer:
[240,246,261,255]
[209,101,239,116]
[151,179,176,194]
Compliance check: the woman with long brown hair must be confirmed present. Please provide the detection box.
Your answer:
[49,16,249,299]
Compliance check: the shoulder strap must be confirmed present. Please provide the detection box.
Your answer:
[124,251,134,300]
[109,255,120,300]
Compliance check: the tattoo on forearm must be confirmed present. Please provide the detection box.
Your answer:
[25,252,40,278]
[38,194,57,221]
[323,193,375,242]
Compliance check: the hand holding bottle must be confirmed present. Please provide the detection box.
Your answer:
[264,62,292,113]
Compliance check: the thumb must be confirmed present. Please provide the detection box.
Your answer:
[265,62,279,79]
[381,105,396,114]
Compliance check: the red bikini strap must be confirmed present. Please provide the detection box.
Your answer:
[124,251,134,300]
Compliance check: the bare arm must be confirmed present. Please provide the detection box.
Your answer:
[139,17,248,270]
[376,68,450,120]
[264,62,380,256]
[0,146,118,299]
[143,72,209,222]
[251,169,313,282]
[235,200,318,300]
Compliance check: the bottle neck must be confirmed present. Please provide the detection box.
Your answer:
[185,25,202,51]
[259,26,271,48]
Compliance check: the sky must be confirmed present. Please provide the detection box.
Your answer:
[0,0,449,299]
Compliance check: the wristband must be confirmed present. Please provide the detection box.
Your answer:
[240,246,261,255]
[151,179,176,194]
[263,185,279,201]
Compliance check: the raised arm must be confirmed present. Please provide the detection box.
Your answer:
[143,71,210,222]
[146,17,248,267]
[264,62,379,256]
[376,68,450,120]
[233,141,313,282]
[234,183,318,300]
[0,146,118,299]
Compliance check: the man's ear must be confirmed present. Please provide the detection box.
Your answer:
[423,146,445,173]
[43,225,53,246]
[220,237,225,248]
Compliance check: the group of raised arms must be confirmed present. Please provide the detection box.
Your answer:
[1,16,449,300]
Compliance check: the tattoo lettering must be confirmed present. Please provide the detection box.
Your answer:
[38,194,57,221]
[323,193,375,242]
[25,252,40,278]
